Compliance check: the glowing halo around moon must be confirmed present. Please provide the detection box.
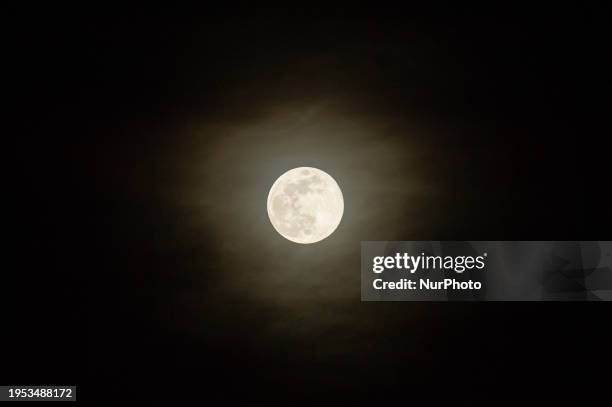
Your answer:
[267,167,344,244]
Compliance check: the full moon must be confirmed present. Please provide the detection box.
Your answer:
[267,167,344,244]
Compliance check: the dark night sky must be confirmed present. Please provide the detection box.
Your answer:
[6,5,612,404]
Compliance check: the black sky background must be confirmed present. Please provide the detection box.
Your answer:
[6,5,612,404]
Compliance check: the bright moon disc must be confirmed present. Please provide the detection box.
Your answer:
[267,167,344,244]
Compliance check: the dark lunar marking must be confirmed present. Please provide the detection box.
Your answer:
[301,214,316,228]
[284,183,297,195]
[297,179,312,194]
[304,229,311,235]
[301,169,310,175]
